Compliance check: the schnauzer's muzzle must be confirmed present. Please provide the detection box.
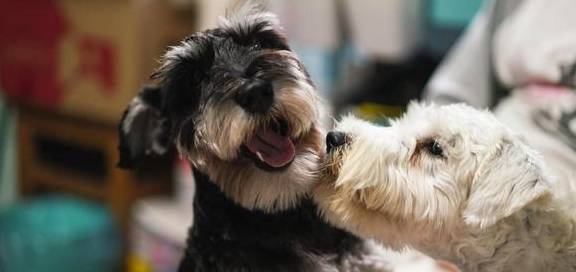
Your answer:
[235,79,274,114]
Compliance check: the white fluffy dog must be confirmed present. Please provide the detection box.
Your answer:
[314,103,576,272]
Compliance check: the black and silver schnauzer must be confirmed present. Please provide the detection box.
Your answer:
[118,2,389,271]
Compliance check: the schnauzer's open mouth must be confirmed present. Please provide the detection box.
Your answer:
[243,120,296,171]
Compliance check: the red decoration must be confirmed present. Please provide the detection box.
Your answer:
[0,0,68,107]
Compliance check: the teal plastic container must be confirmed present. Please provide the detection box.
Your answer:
[0,195,122,272]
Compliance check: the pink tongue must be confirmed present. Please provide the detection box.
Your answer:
[245,129,296,168]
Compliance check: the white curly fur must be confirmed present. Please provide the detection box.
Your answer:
[315,102,576,272]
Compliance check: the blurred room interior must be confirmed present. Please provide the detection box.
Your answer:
[0,0,484,271]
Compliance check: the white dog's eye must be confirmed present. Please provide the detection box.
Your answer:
[425,140,444,157]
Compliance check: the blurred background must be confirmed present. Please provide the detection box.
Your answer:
[0,0,484,271]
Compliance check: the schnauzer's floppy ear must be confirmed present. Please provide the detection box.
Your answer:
[463,140,552,229]
[118,86,170,169]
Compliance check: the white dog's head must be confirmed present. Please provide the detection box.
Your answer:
[315,103,552,246]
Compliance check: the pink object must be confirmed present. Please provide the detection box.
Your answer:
[525,83,572,99]
[245,128,296,168]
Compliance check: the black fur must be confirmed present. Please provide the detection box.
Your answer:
[179,171,362,272]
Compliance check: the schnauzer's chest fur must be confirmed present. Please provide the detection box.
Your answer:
[178,171,364,272]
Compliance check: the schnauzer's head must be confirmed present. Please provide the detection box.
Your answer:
[315,103,552,246]
[119,2,323,212]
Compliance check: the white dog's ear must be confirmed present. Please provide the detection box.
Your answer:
[463,140,551,229]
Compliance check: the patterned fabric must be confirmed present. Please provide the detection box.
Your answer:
[494,0,576,89]
[532,88,576,151]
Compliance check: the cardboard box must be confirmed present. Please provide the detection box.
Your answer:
[0,0,196,123]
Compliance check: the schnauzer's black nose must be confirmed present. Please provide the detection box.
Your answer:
[326,131,347,152]
[235,80,274,114]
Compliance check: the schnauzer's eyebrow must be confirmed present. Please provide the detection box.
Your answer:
[226,27,289,51]
[227,21,271,44]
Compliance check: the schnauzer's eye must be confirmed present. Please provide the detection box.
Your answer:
[425,140,444,157]
[250,43,262,51]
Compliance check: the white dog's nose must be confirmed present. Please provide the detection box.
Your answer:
[326,131,348,152]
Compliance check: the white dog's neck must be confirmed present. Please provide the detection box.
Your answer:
[417,203,576,272]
